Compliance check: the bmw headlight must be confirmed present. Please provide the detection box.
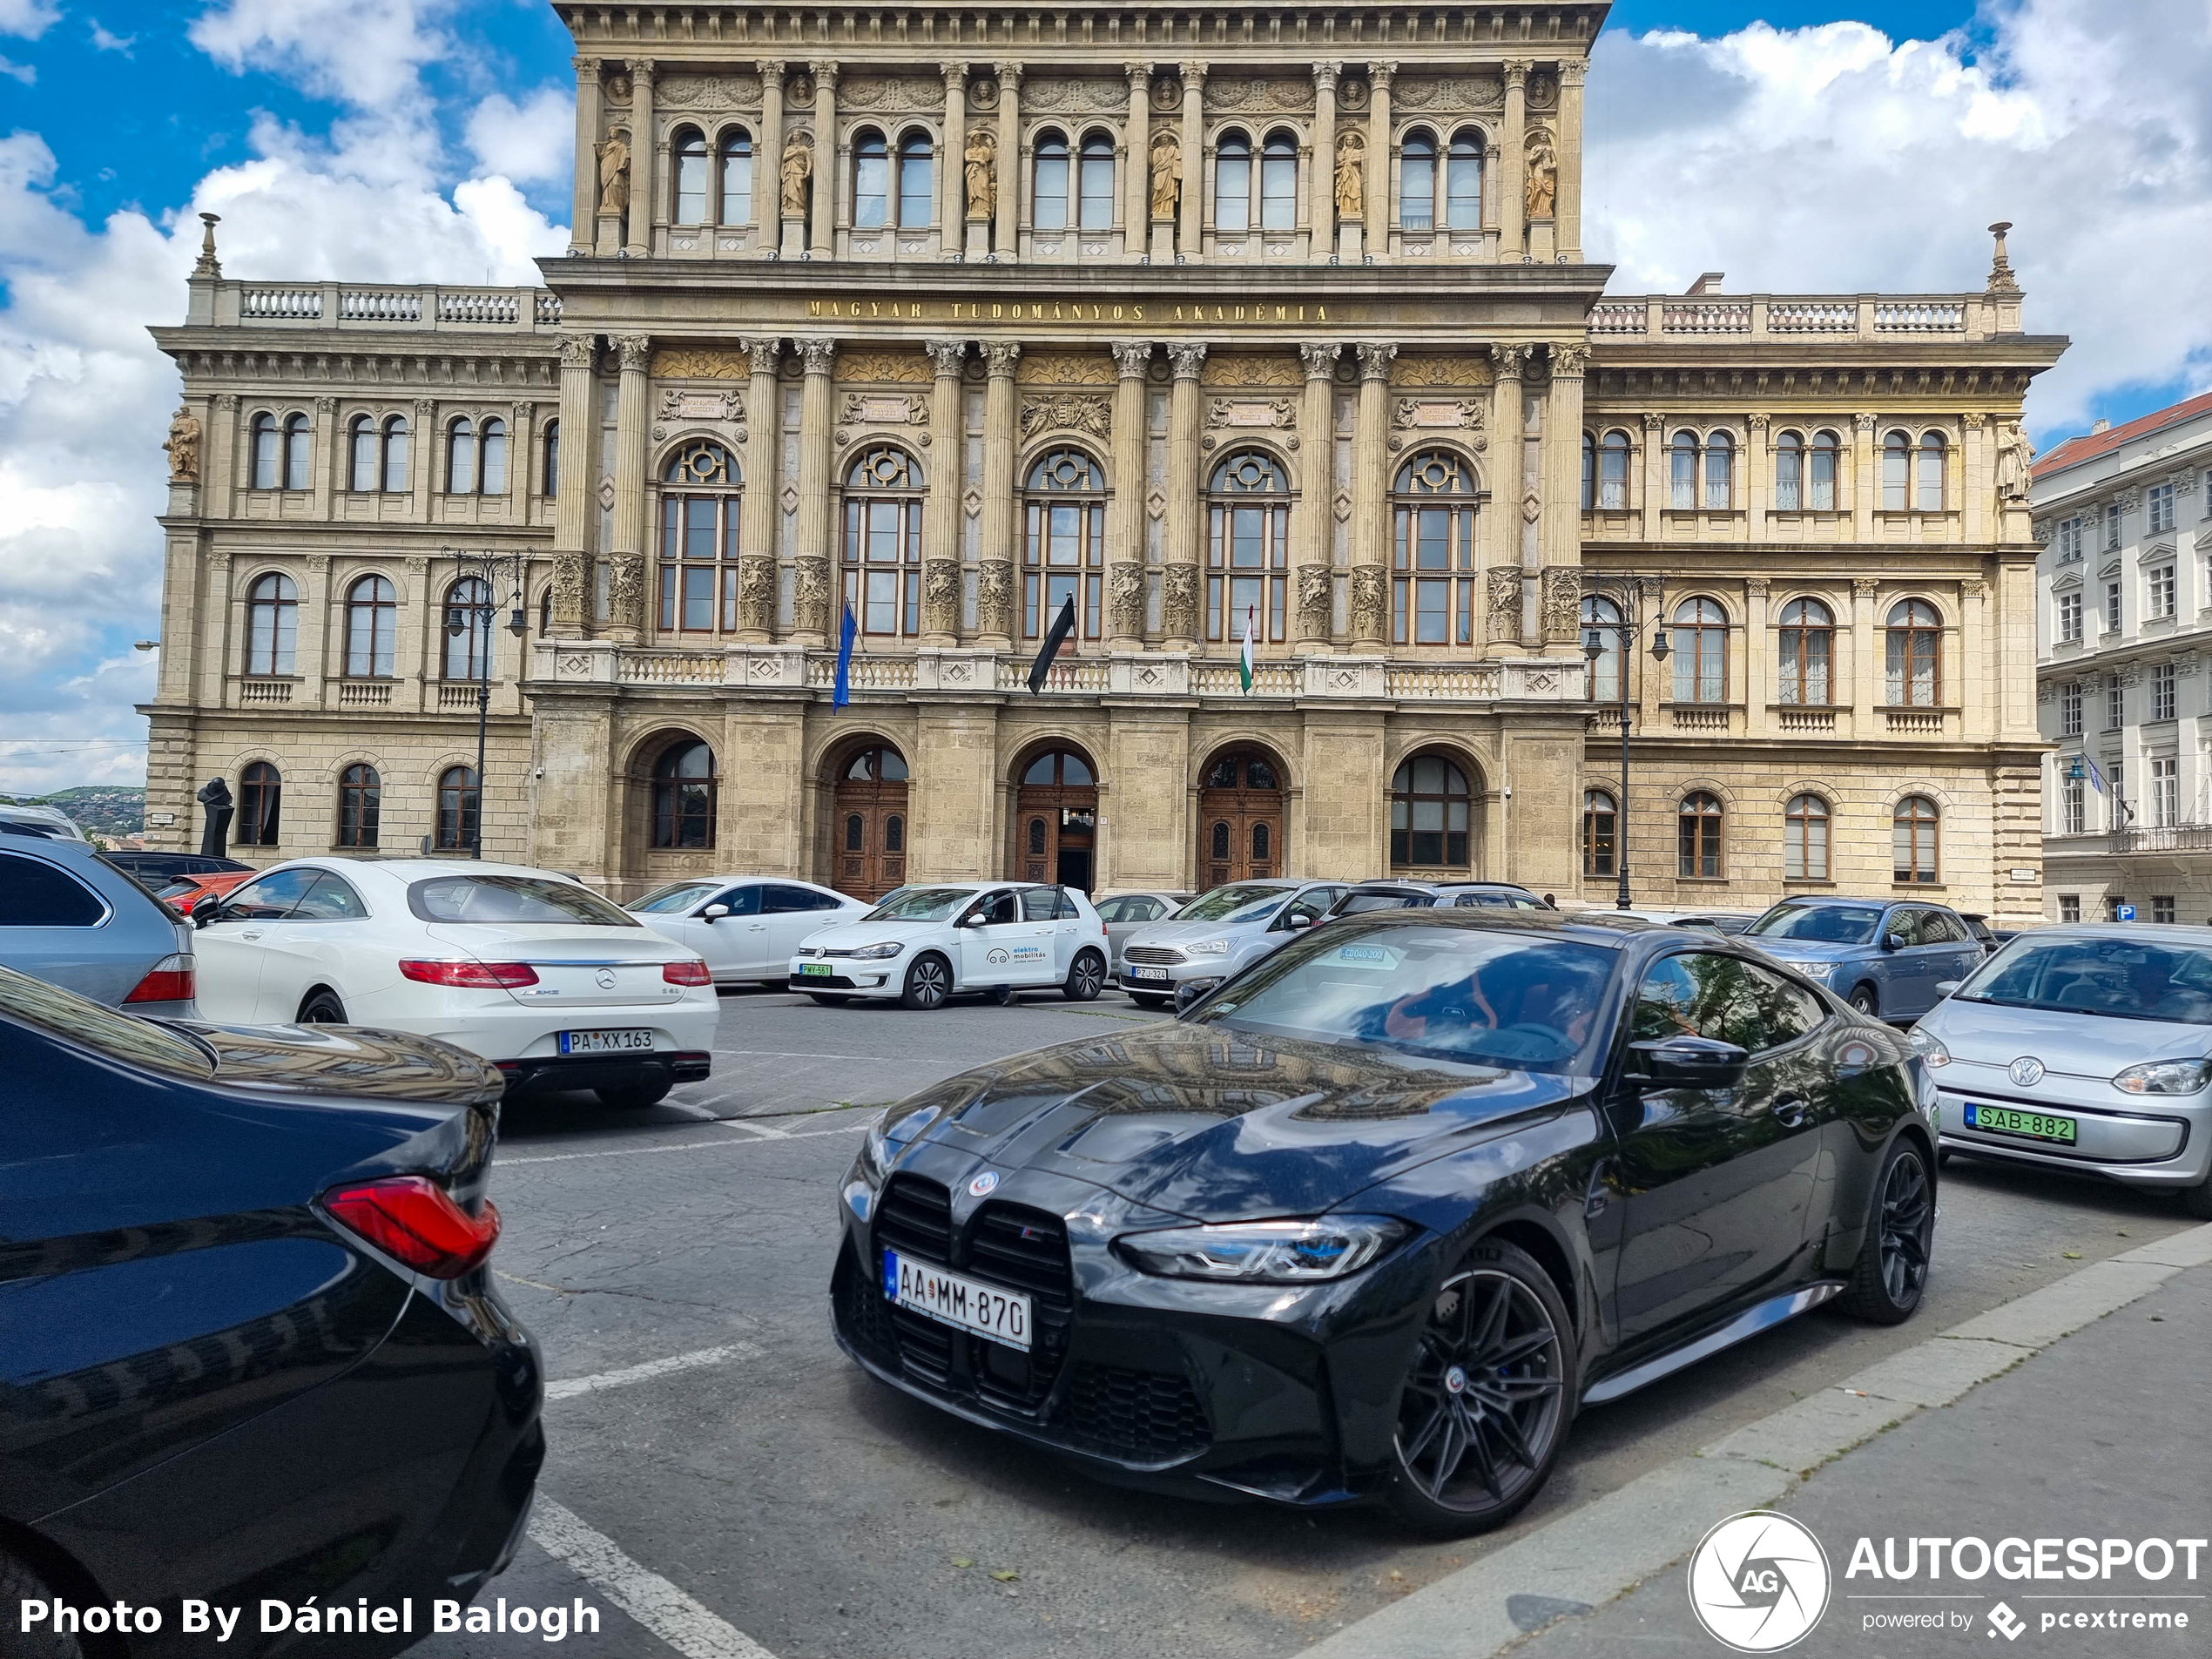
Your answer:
[850,941,905,960]
[2113,1058,2212,1096]
[1115,1216,1411,1283]
[1908,1028,1951,1068]
[1187,937,1231,957]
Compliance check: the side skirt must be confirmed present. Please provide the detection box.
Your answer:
[1580,1280,1848,1406]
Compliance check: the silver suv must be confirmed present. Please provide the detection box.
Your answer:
[1116,879,1346,1008]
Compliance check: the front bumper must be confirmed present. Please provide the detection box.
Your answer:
[1117,955,1229,995]
[790,962,904,996]
[1931,1082,2207,1190]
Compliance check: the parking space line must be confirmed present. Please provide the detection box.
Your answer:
[545,1342,765,1401]
[500,1120,867,1166]
[527,1496,779,1659]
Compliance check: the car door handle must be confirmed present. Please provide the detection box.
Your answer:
[1771,1095,1811,1128]
[240,930,263,941]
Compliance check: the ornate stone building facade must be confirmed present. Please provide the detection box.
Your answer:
[142,1,2062,921]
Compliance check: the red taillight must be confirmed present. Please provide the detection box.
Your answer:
[321,1175,500,1278]
[662,959,711,986]
[399,959,540,988]
[124,953,196,1004]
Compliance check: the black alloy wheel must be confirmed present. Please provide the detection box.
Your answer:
[1841,1140,1933,1323]
[297,989,348,1024]
[1849,984,1880,1017]
[901,954,952,1011]
[1063,950,1106,1002]
[1386,1240,1572,1535]
[597,1076,672,1109]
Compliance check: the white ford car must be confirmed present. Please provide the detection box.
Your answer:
[787,880,1108,1009]
[189,859,718,1108]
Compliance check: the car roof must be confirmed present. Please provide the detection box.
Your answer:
[1344,907,1662,951]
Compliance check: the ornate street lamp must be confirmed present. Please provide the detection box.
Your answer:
[442,547,532,860]
[1581,580,1672,910]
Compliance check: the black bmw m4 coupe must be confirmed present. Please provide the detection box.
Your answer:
[830,910,1935,1534]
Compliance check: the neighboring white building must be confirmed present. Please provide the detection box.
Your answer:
[2034,389,2212,923]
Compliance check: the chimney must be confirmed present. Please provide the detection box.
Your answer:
[1685,272,1725,296]
[2090,419,2111,435]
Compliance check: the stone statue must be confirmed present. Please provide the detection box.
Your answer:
[1996,420,2036,501]
[965,129,997,221]
[1148,132,1181,220]
[1334,131,1365,221]
[779,133,812,218]
[1524,129,1557,219]
[195,778,233,860]
[162,407,201,482]
[596,130,631,217]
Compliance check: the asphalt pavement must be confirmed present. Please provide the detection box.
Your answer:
[410,988,2204,1659]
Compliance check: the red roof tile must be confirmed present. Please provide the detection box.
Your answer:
[2034,389,2212,480]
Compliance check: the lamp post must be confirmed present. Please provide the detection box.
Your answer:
[442,548,531,860]
[1581,577,1671,909]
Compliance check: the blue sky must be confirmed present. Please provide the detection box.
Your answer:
[2,0,2209,794]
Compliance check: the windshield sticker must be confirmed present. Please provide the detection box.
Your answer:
[1328,945,1399,968]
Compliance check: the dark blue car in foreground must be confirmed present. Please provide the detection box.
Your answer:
[0,966,542,1656]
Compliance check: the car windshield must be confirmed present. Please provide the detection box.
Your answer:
[865,887,979,922]
[630,880,723,915]
[1953,935,2212,1025]
[1749,904,1884,945]
[1177,883,1291,923]
[0,964,214,1077]
[407,874,637,927]
[1193,926,1618,1074]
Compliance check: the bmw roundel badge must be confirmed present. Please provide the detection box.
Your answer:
[968,1170,1001,1197]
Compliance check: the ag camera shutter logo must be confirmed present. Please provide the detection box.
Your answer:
[1687,1511,1831,1652]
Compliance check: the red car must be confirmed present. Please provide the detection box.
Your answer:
[152,869,255,915]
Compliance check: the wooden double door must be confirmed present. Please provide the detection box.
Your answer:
[1014,749,1098,891]
[1197,748,1285,887]
[833,745,907,900]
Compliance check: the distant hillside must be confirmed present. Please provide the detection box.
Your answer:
[0,786,145,837]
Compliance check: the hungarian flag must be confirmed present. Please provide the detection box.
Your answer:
[1238,604,1257,694]
[1027,592,1077,693]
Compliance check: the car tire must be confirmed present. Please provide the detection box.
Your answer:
[1129,992,1170,1011]
[808,993,853,1007]
[597,1077,672,1109]
[297,988,348,1024]
[1062,950,1106,1002]
[901,954,952,1011]
[1839,1136,1935,1324]
[1383,1238,1575,1538]
[1848,984,1880,1018]
[2181,1176,2212,1221]
[0,1547,81,1659]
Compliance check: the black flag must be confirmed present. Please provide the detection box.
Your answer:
[1026,593,1077,693]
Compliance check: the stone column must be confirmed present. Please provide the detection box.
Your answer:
[1109,341,1151,647]
[1297,343,1339,647]
[1487,343,1533,649]
[1501,60,1529,261]
[550,335,596,634]
[1310,64,1339,258]
[409,396,435,520]
[922,339,967,642]
[994,63,1023,260]
[1123,64,1150,259]
[1745,412,1769,540]
[610,334,653,638]
[1745,577,1771,731]
[940,66,967,253]
[1555,61,1585,261]
[1163,341,1206,647]
[1177,63,1206,260]
[1363,63,1393,255]
[1851,576,1879,725]
[300,554,333,704]
[978,341,1021,645]
[754,62,785,250]
[1639,410,1663,543]
[571,58,603,254]
[810,64,840,258]
[1351,342,1395,645]
[626,60,656,257]
[310,395,337,518]
[794,337,837,643]
[508,399,534,523]
[1851,411,1877,543]
[1961,577,1989,744]
[737,336,783,639]
[1540,346,1587,651]
[1962,411,1989,543]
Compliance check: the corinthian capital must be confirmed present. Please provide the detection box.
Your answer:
[1504,59,1533,85]
[985,341,1023,376]
[1356,341,1398,381]
[613,334,653,373]
[797,337,839,375]
[745,336,784,375]
[1492,342,1536,380]
[995,60,1024,93]
[558,334,597,370]
[1126,62,1152,91]
[1312,61,1341,94]
[1167,341,1208,380]
[1550,343,1591,379]
[1370,62,1395,93]
[925,338,969,378]
[1111,341,1155,379]
[1300,342,1340,381]
[1559,61,1588,88]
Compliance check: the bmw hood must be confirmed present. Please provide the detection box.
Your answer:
[877,1020,1580,1220]
[1921,997,2212,1076]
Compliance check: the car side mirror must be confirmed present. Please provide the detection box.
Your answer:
[1287,913,1315,929]
[959,910,986,928]
[1625,1036,1750,1092]
[1882,933,1907,953]
[1933,980,1961,997]
[700,904,730,922]
[191,894,222,928]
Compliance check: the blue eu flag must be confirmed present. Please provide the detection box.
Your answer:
[832,601,858,709]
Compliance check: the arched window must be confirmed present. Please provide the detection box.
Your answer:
[1260,129,1298,231]
[1785,793,1830,880]
[238,761,282,847]
[542,419,559,497]
[1208,450,1291,643]
[1583,788,1617,878]
[884,814,905,853]
[1252,822,1271,862]
[1390,752,1471,869]
[1893,795,1939,884]
[842,446,925,637]
[1885,598,1941,707]
[337,763,380,850]
[1022,448,1106,642]
[381,415,410,494]
[1399,128,1436,231]
[282,413,312,490]
[1775,429,1804,511]
[1882,429,1912,510]
[1029,817,1049,856]
[478,417,507,495]
[348,415,379,491]
[1669,429,1699,509]
[1581,595,1622,702]
[250,413,280,489]
[344,575,397,678]
[659,439,742,633]
[244,573,298,676]
[436,765,479,853]
[1214,131,1251,232]
[1211,820,1231,860]
[1032,129,1070,231]
[844,746,910,782]
[1581,432,1595,510]
[1671,597,1728,705]
[1392,449,1479,646]
[1917,431,1946,509]
[1704,430,1734,509]
[652,739,717,849]
[538,588,554,636]
[1578,428,1629,510]
[1678,792,1724,878]
[1446,130,1483,231]
[1078,130,1115,230]
[1777,597,1834,706]
[719,127,753,225]
[443,576,491,681]
[447,418,476,495]
[897,129,933,228]
[852,128,890,230]
[674,126,709,223]
[1809,428,1840,511]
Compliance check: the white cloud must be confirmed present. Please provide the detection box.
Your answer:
[0,0,59,42]
[466,86,575,186]
[1585,0,2212,438]
[88,19,133,54]
[187,0,451,113]
[0,52,31,82]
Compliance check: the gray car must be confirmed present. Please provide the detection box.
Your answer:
[1093,890,1192,973]
[1911,925,2212,1217]
[1116,879,1346,1007]
[0,828,197,1015]
[1742,897,1986,1022]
